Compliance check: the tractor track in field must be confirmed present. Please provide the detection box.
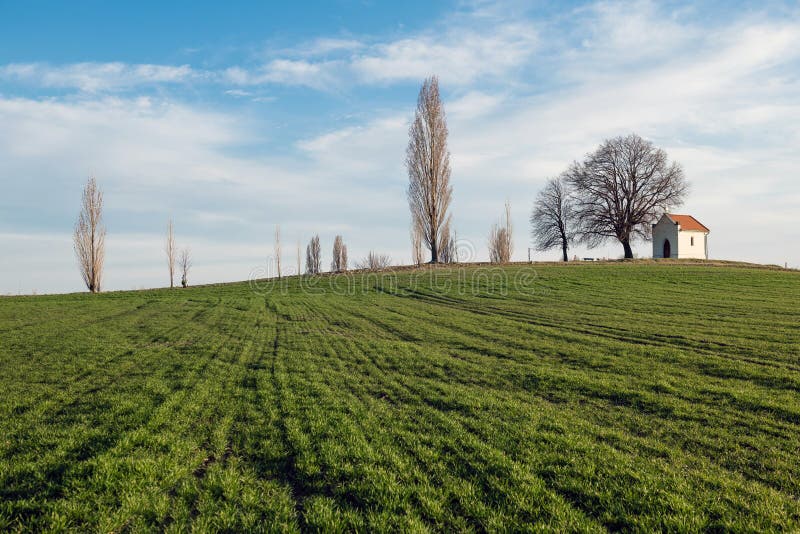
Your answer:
[400,287,800,374]
[267,308,317,525]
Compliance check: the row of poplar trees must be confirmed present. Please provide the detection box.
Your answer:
[73,76,689,293]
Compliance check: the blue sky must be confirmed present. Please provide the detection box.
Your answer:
[1,0,799,293]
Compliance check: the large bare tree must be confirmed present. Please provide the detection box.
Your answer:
[488,201,513,263]
[565,134,688,258]
[406,75,453,263]
[165,219,176,288]
[73,176,106,293]
[331,235,348,273]
[531,177,574,262]
[305,235,321,275]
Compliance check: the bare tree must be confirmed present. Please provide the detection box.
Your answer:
[565,134,688,258]
[296,239,301,276]
[438,220,458,264]
[531,177,574,262]
[331,235,348,273]
[356,252,392,270]
[166,219,176,288]
[406,75,453,263]
[488,201,513,263]
[73,176,106,293]
[179,248,191,288]
[411,219,424,266]
[274,224,282,279]
[305,235,321,275]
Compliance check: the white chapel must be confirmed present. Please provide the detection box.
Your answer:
[652,214,710,259]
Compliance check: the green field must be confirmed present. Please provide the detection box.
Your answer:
[1,263,799,532]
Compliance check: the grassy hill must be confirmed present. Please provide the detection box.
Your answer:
[1,262,799,532]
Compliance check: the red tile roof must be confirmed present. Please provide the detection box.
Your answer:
[667,214,709,233]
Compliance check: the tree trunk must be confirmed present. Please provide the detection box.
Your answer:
[430,239,438,263]
[562,242,568,262]
[622,239,633,259]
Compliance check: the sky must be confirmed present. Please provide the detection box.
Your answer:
[1,0,799,294]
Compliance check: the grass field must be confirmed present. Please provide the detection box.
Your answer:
[1,262,799,532]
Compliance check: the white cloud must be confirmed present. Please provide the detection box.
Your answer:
[572,0,698,64]
[223,59,343,90]
[297,38,365,56]
[223,89,276,102]
[0,95,308,233]
[350,23,538,85]
[447,91,505,120]
[224,89,253,97]
[224,18,538,89]
[254,59,339,88]
[0,62,196,92]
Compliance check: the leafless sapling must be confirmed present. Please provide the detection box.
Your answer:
[411,219,424,266]
[73,176,106,293]
[274,224,282,279]
[356,252,392,270]
[296,239,301,276]
[305,235,321,275]
[179,248,191,288]
[166,219,176,288]
[331,235,348,273]
[438,219,458,264]
[488,201,513,263]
